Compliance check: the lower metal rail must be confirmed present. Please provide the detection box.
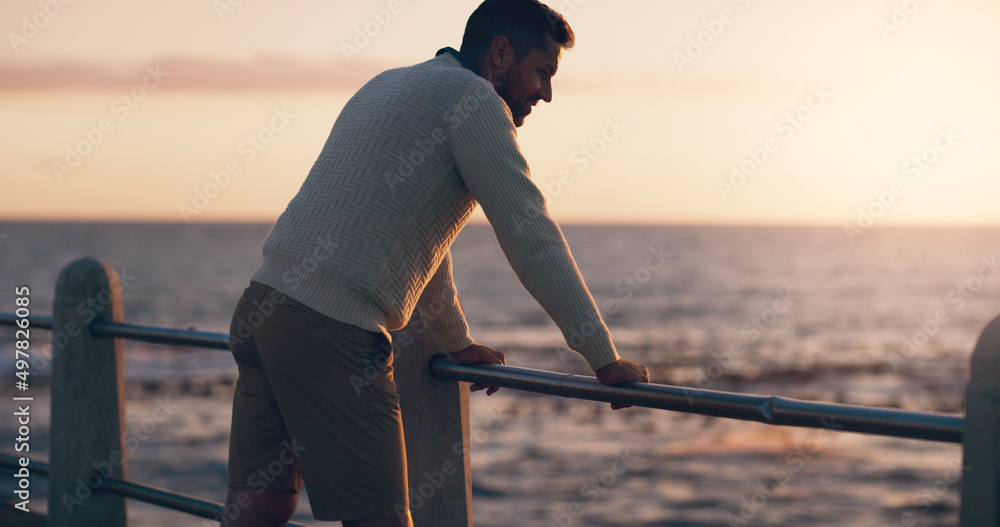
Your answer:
[0,453,313,526]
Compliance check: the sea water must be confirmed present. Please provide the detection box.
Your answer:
[1,221,996,526]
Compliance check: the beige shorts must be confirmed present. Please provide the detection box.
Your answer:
[227,281,408,521]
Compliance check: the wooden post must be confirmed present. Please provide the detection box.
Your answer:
[960,313,1000,526]
[49,258,128,527]
[393,311,473,527]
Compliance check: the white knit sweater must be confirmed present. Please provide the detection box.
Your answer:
[251,50,620,371]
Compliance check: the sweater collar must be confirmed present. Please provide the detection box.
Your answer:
[435,47,480,75]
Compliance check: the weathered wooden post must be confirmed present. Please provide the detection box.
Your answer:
[49,258,128,527]
[393,312,473,527]
[960,313,1000,526]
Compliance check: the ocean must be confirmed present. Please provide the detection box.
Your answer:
[1,221,997,526]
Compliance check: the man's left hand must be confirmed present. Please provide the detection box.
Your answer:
[450,343,506,395]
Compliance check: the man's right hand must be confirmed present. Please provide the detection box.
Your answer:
[450,343,506,395]
[595,359,649,410]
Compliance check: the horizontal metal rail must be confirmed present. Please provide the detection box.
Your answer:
[428,355,965,443]
[0,453,313,527]
[0,313,966,443]
[0,313,229,350]
[89,319,230,350]
[0,313,53,330]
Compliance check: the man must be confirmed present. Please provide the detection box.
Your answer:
[223,1,649,525]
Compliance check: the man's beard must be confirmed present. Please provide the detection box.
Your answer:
[495,66,533,127]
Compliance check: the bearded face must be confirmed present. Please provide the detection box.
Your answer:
[494,63,539,127]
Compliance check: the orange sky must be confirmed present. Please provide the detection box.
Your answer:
[2,0,999,226]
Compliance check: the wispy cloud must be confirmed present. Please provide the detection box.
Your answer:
[0,54,383,91]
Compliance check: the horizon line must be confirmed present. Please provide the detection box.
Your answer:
[2,217,999,230]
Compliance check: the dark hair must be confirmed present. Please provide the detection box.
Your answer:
[459,0,575,62]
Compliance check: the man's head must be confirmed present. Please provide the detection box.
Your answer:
[460,0,575,127]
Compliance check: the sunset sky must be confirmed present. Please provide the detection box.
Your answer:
[2,0,998,226]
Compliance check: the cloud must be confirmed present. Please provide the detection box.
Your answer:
[0,54,383,91]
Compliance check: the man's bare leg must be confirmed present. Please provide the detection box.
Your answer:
[220,488,298,527]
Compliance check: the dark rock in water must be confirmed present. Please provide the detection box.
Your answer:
[126,377,237,398]
[471,482,508,498]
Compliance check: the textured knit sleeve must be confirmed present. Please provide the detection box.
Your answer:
[445,80,620,371]
[416,250,474,353]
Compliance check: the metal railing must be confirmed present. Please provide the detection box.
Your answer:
[0,453,311,527]
[1,256,997,526]
[428,357,964,443]
[0,313,964,443]
[0,313,229,350]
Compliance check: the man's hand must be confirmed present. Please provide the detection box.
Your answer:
[595,359,649,410]
[450,343,506,395]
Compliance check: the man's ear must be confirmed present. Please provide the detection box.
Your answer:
[488,35,514,73]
